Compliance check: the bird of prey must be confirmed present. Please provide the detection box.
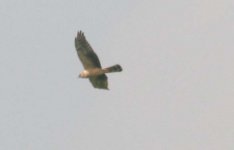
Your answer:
[74,31,122,90]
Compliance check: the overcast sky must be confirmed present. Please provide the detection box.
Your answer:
[1,0,234,150]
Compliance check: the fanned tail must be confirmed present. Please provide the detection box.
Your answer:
[104,64,122,73]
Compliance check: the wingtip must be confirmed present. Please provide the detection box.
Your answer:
[93,87,110,90]
[77,30,84,35]
[76,30,85,40]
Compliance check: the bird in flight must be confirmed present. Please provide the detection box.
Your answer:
[74,31,122,90]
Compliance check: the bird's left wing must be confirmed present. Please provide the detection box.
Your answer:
[75,31,102,69]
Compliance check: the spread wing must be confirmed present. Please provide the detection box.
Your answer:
[75,31,102,69]
[89,74,108,89]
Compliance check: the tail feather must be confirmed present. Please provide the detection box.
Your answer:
[104,64,122,73]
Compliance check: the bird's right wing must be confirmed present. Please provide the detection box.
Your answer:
[89,74,108,90]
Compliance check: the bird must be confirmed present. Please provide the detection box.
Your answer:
[74,31,122,90]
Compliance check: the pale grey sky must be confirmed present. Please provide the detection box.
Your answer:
[1,0,234,150]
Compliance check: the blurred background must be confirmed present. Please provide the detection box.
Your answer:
[0,0,234,149]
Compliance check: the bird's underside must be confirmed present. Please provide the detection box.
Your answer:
[74,31,122,90]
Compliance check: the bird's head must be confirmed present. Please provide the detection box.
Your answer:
[78,70,89,78]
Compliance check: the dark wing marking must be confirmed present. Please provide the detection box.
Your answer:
[75,31,102,69]
[89,74,108,90]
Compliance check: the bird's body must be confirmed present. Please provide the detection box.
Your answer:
[79,64,122,78]
[74,31,122,89]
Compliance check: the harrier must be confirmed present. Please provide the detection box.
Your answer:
[74,31,122,90]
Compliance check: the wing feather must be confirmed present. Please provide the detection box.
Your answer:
[75,31,102,69]
[89,74,108,89]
